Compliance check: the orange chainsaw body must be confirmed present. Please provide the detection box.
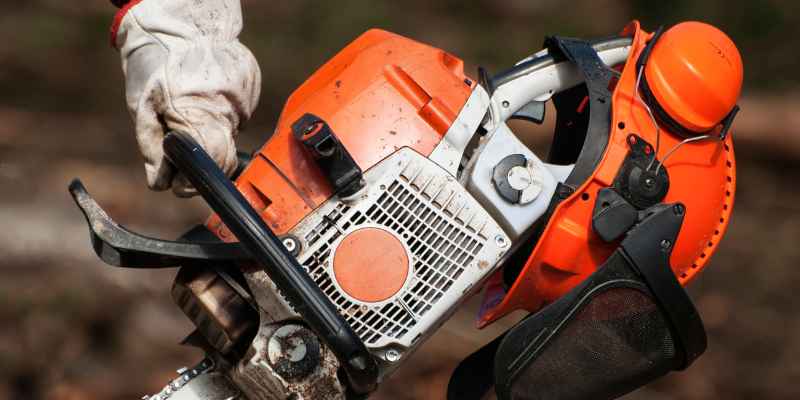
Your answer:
[207,29,474,239]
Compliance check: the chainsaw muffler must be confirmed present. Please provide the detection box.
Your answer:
[493,204,706,400]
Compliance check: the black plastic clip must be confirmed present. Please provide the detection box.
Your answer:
[292,114,364,197]
[613,134,670,209]
[718,105,740,140]
[592,187,638,242]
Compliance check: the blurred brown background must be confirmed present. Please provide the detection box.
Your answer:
[1,1,798,399]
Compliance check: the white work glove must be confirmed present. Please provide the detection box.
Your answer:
[111,0,261,196]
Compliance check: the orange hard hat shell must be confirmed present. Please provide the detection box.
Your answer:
[645,21,743,132]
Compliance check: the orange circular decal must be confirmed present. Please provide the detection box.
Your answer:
[333,227,410,303]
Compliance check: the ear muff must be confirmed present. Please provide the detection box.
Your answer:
[637,22,743,138]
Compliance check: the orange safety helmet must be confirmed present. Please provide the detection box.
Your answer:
[448,21,744,400]
[479,21,742,327]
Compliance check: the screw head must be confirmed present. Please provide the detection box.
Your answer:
[660,239,672,250]
[385,349,402,362]
[673,203,685,216]
[282,236,301,255]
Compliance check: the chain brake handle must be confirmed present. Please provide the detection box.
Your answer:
[162,131,378,396]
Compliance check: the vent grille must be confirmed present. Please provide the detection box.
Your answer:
[292,149,505,348]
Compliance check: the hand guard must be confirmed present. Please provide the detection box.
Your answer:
[111,0,261,196]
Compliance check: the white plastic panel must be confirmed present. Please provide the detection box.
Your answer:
[461,39,630,239]
[288,148,509,354]
[488,42,631,125]
[429,85,491,176]
[463,122,568,239]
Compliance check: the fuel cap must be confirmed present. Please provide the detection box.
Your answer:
[493,154,544,205]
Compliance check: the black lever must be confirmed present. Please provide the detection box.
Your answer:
[162,131,378,395]
[68,180,250,268]
[292,113,365,197]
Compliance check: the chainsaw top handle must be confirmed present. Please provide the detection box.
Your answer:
[162,131,378,396]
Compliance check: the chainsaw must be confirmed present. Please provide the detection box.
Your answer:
[70,20,741,400]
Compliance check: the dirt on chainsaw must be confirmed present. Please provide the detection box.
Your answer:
[1,1,799,399]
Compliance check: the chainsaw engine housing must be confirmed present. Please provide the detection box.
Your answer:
[184,28,631,378]
[179,29,545,373]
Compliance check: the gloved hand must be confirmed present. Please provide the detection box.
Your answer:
[111,0,261,196]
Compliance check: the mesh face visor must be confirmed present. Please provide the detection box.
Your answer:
[493,204,706,400]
